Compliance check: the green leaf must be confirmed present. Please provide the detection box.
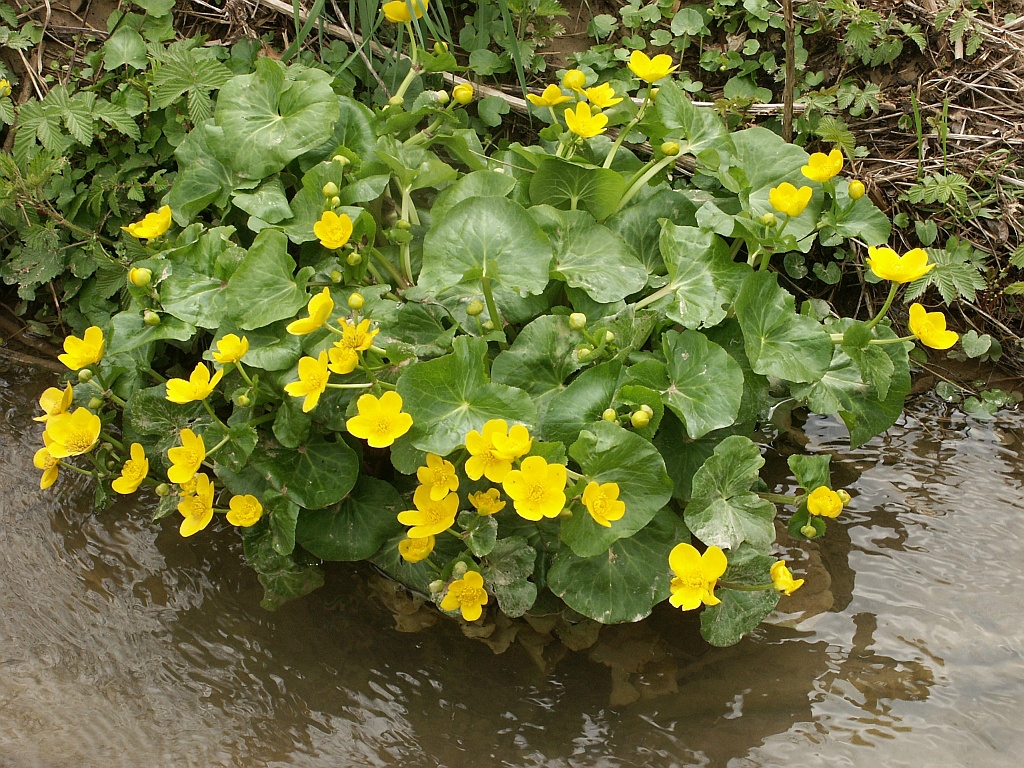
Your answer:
[250,434,359,509]
[272,396,312,448]
[700,546,779,647]
[123,384,204,437]
[419,196,553,314]
[905,239,987,305]
[103,27,148,70]
[605,188,698,277]
[481,536,537,618]
[561,422,673,557]
[529,156,626,221]
[396,336,537,456]
[159,268,229,330]
[734,271,833,383]
[656,81,727,152]
[309,95,377,166]
[205,421,258,473]
[214,59,339,179]
[840,320,895,400]
[211,322,301,372]
[223,230,310,331]
[242,522,324,610]
[478,94,510,127]
[491,314,583,408]
[231,176,292,224]
[431,170,517,220]
[625,330,743,439]
[296,476,405,561]
[106,310,195,355]
[459,511,498,557]
[820,179,891,247]
[151,48,232,109]
[787,454,831,493]
[658,224,750,329]
[529,206,648,304]
[684,435,775,551]
[133,0,175,16]
[539,361,621,446]
[169,120,245,222]
[264,489,300,556]
[548,507,686,624]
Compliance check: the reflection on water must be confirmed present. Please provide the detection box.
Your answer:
[2,361,1023,768]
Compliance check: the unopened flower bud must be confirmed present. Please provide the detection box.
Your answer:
[466,300,485,317]
[562,69,586,91]
[761,212,776,226]
[143,310,161,326]
[433,41,449,55]
[155,483,170,497]
[330,269,343,283]
[429,579,446,594]
[602,408,618,422]
[452,82,474,105]
[604,330,615,344]
[452,561,468,577]
[348,292,365,310]
[848,180,865,200]
[576,345,593,361]
[346,252,362,266]
[800,524,818,539]
[650,87,660,102]
[332,154,350,166]
[630,410,651,428]
[558,509,573,520]
[396,219,411,230]
[237,394,251,407]
[128,267,152,287]
[837,489,851,505]
[322,182,339,198]
[88,397,104,410]
[660,141,680,157]
[481,320,495,331]
[78,369,94,383]
[569,312,587,330]
[388,95,405,107]
[435,90,450,105]
[640,404,654,416]
[329,196,341,209]
[0,79,11,98]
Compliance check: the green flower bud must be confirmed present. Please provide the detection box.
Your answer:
[429,579,446,594]
[237,394,251,407]
[452,561,468,577]
[761,212,776,226]
[576,345,593,361]
[604,330,615,344]
[78,369,94,383]
[143,310,161,326]
[800,524,818,539]
[332,154,350,166]
[346,252,362,266]
[348,292,365,310]
[88,397,104,410]
[329,196,341,209]
[466,300,485,317]
[396,219,412,230]
[435,89,450,105]
[640,404,654,416]
[322,182,339,198]
[602,408,618,422]
[837,489,851,505]
[433,41,449,55]
[660,141,680,156]
[630,410,651,428]
[128,267,152,288]
[558,509,573,520]
[388,95,405,107]
[330,269,343,283]
[569,312,587,330]
[848,180,865,200]
[155,483,171,497]
[481,320,495,331]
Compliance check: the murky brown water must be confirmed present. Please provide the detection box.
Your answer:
[2,361,1023,768]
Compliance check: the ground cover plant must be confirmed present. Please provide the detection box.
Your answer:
[1,0,971,647]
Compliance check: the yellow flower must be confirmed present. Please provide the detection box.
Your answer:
[581,481,626,527]
[58,326,104,370]
[564,102,608,139]
[452,83,474,105]
[287,287,335,335]
[314,210,354,250]
[668,542,727,611]
[628,50,678,83]
[43,407,101,458]
[492,423,532,461]
[167,428,205,485]
[465,419,514,482]
[768,182,813,218]
[866,246,934,284]
[227,494,264,527]
[561,69,587,91]
[212,334,249,365]
[34,382,73,423]
[908,303,959,350]
[848,179,866,200]
[527,84,572,107]
[440,570,488,621]
[346,391,413,448]
[585,82,623,109]
[502,455,567,521]
[165,362,223,404]
[111,442,149,494]
[178,475,198,496]
[33,436,59,490]
[417,453,460,501]
[801,148,843,183]
[0,78,10,98]
[328,345,359,375]
[383,0,427,23]
[178,472,215,537]
[284,351,331,413]
[121,205,172,239]
[341,317,378,351]
[469,488,505,515]
[807,486,843,518]
[770,560,804,596]
[398,534,436,563]
[397,485,459,537]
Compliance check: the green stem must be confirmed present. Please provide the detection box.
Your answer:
[392,25,420,104]
[869,335,915,345]
[863,282,900,331]
[603,91,649,169]
[369,246,409,288]
[565,467,583,481]
[57,460,98,477]
[480,275,506,349]
[100,431,125,453]
[205,434,232,459]
[357,350,384,395]
[202,399,228,429]
[758,491,801,505]
[234,361,254,388]
[248,412,277,427]
[634,280,677,310]
[326,381,374,389]
[616,154,678,212]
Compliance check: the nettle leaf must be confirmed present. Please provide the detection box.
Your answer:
[605,188,699,277]
[151,48,233,110]
[625,330,742,439]
[658,224,750,329]
[548,507,686,624]
[561,422,673,557]
[792,318,911,448]
[396,336,537,456]
[787,454,831,493]
[481,537,538,618]
[734,271,833,383]
[419,196,554,315]
[296,476,405,561]
[684,435,775,551]
[539,361,621,446]
[491,314,584,407]
[214,58,339,179]
[700,545,779,647]
[223,230,311,331]
[250,434,359,509]
[459,511,498,557]
[905,238,987,305]
[529,156,626,221]
[529,206,647,304]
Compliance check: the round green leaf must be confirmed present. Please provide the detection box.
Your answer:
[250,434,359,509]
[491,314,583,405]
[296,476,405,561]
[529,156,626,221]
[223,230,310,331]
[539,361,622,446]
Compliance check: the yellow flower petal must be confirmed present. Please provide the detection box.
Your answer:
[346,390,413,448]
[121,205,172,239]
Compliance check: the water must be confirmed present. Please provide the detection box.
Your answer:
[2,361,1023,768]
